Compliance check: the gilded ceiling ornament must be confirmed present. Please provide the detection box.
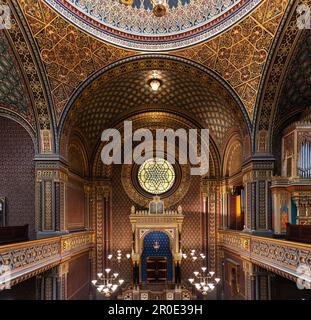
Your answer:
[43,0,262,51]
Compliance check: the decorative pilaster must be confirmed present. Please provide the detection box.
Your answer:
[242,260,272,300]
[84,184,92,231]
[95,181,112,273]
[36,262,69,300]
[35,161,68,238]
[202,179,220,272]
[242,159,274,235]
[220,182,230,230]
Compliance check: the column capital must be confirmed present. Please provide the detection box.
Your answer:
[201,179,220,194]
[242,158,274,183]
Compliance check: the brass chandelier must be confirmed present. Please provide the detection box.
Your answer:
[120,0,168,17]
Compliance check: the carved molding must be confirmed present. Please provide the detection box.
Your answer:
[218,230,311,282]
[0,231,94,287]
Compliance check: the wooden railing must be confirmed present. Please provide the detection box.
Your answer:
[0,231,95,286]
[218,230,311,281]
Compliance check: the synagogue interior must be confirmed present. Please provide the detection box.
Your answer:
[0,0,311,300]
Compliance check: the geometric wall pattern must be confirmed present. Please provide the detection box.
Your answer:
[0,32,33,126]
[0,117,35,239]
[276,31,311,132]
[176,0,288,119]
[18,0,133,119]
[17,0,289,124]
[69,68,245,152]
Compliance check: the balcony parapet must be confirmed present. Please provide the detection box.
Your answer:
[218,230,311,281]
[0,231,95,287]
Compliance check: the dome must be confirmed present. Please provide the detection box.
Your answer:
[44,0,261,51]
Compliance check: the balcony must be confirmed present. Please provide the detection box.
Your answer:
[0,231,95,288]
[218,230,311,281]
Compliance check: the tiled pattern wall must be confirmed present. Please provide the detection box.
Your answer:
[67,252,91,300]
[0,117,35,239]
[67,176,85,230]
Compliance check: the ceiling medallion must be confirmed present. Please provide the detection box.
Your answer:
[148,71,162,91]
[44,0,262,51]
[120,0,134,5]
[151,0,167,17]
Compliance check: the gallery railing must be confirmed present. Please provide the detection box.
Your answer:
[218,230,311,281]
[0,231,94,287]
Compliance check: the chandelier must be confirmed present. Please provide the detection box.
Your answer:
[189,268,221,296]
[92,269,125,298]
[182,249,206,262]
[119,0,168,17]
[108,250,131,263]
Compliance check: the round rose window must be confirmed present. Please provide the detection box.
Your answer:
[138,158,175,195]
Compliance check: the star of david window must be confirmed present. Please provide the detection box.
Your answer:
[138,158,175,195]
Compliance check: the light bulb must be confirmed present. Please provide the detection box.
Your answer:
[215,278,221,283]
[126,254,131,259]
[92,280,97,285]
[119,279,124,285]
[150,79,161,91]
[209,271,215,277]
[105,268,111,274]
[194,271,199,277]
[201,267,207,273]
[189,278,194,284]
[108,255,113,260]
[113,273,119,278]
[97,273,103,278]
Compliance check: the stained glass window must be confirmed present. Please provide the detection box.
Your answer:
[138,158,175,195]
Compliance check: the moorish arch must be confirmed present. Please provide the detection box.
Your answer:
[58,54,252,157]
[3,0,58,154]
[3,0,311,303]
[253,0,309,155]
[56,54,251,282]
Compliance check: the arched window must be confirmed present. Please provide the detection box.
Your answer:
[138,158,175,195]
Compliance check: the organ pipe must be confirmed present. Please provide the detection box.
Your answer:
[298,142,311,178]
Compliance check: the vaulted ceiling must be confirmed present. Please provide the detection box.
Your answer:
[1,0,309,156]
[16,0,288,124]
[60,57,249,155]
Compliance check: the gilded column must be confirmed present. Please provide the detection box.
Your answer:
[36,262,69,300]
[35,161,68,238]
[95,181,111,273]
[202,179,220,272]
[242,260,272,300]
[242,159,274,235]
